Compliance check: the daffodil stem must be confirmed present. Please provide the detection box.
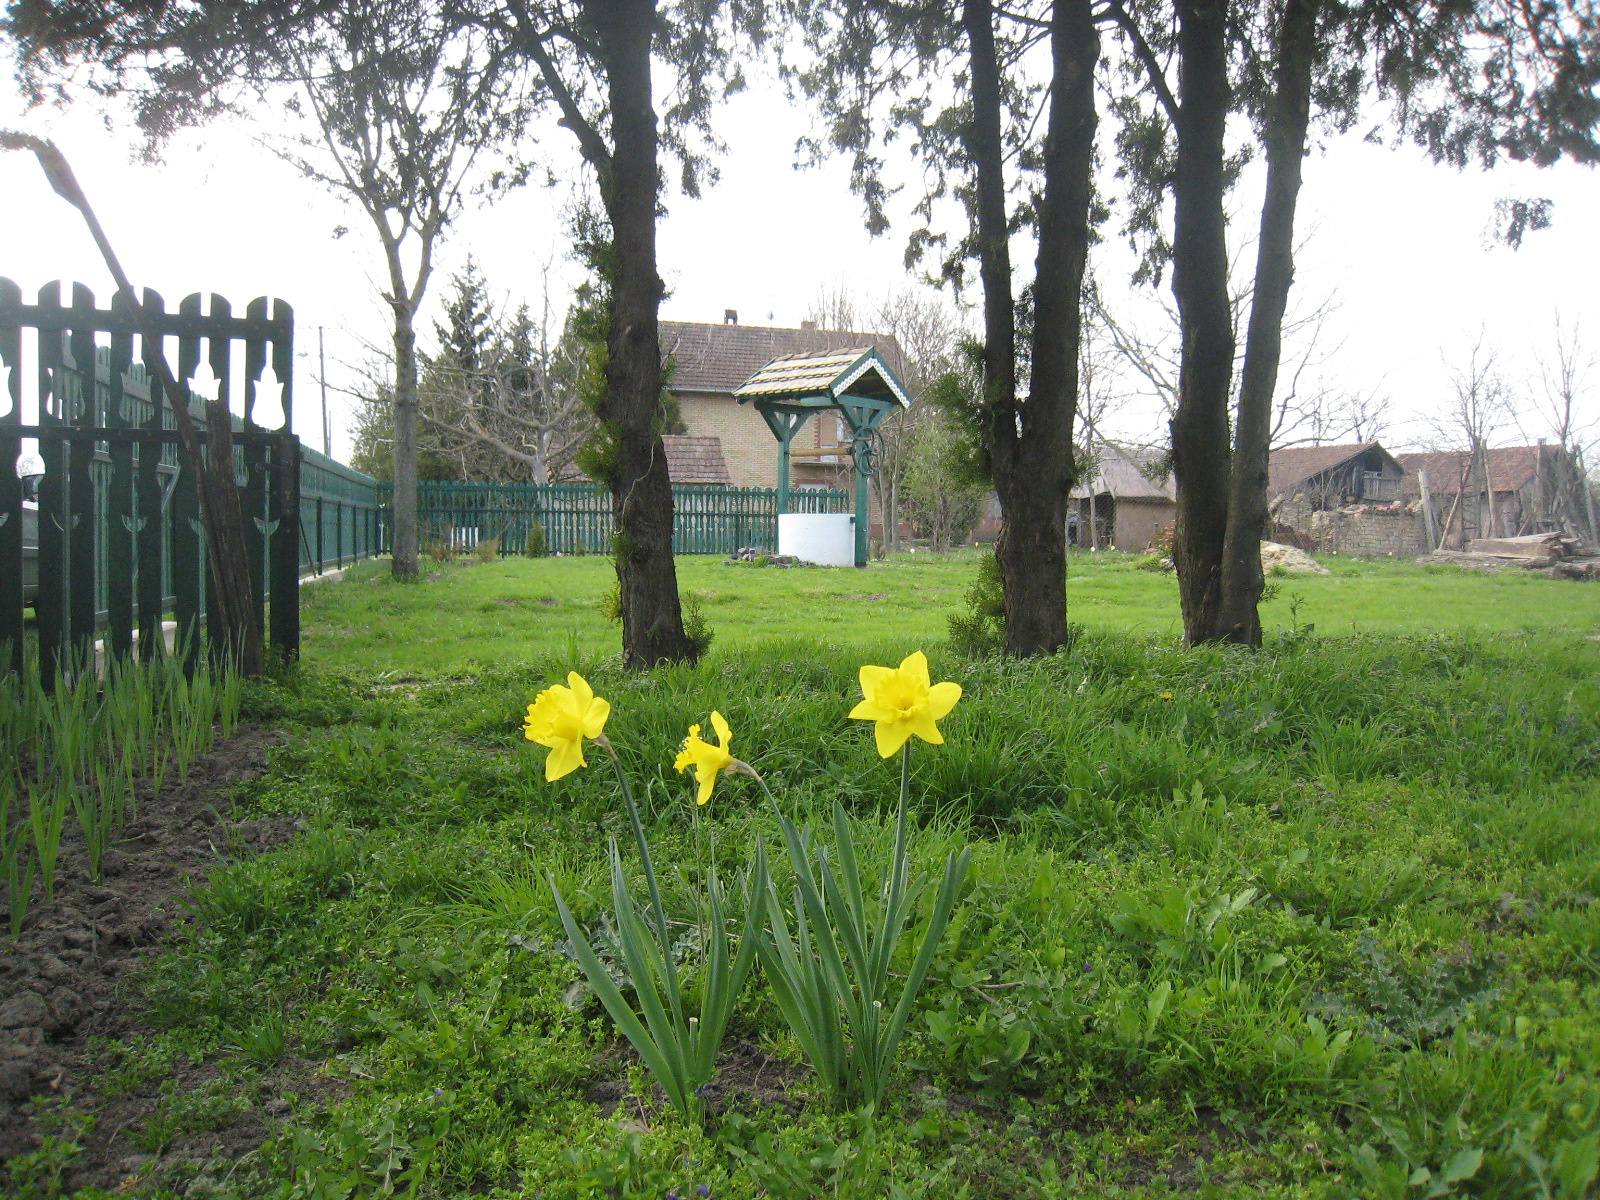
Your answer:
[899,741,911,825]
[690,796,709,961]
[739,763,784,828]
[599,736,670,953]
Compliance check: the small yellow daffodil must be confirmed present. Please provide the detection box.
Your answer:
[674,711,734,805]
[1160,691,1175,700]
[524,672,611,781]
[849,650,962,758]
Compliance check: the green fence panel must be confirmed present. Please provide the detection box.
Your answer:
[378,482,851,557]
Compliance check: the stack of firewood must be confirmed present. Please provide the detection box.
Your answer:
[1421,532,1599,579]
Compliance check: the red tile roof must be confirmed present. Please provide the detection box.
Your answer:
[660,320,903,393]
[1396,446,1542,497]
[661,435,732,485]
[1267,442,1381,494]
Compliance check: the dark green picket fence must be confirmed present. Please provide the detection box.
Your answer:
[299,448,382,575]
[381,481,851,556]
[1,279,382,681]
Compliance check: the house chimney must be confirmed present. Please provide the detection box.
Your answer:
[801,320,816,331]
[724,309,738,325]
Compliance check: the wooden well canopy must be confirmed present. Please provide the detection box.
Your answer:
[733,347,910,566]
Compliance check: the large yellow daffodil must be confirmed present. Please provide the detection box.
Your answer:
[849,650,962,758]
[524,672,611,781]
[674,711,734,805]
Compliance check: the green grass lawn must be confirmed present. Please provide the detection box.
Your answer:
[300,550,1600,674]
[14,553,1600,1199]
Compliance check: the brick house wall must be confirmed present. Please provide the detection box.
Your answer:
[676,393,775,487]
[677,392,853,491]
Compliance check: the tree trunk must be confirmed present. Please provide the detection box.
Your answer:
[391,300,421,577]
[1169,0,1236,645]
[1216,0,1319,645]
[883,473,896,563]
[598,0,695,668]
[966,0,1096,657]
[962,0,1021,601]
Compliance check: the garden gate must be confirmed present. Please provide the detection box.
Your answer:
[0,279,302,681]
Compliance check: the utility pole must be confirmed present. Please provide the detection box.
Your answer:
[318,326,332,457]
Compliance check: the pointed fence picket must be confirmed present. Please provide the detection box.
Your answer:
[1,279,381,685]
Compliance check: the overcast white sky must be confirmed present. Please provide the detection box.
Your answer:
[3,56,1596,466]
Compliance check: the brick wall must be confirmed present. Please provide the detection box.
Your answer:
[676,392,777,487]
[677,391,858,491]
[1309,508,1427,557]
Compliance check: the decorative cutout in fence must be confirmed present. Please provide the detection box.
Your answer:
[384,481,852,557]
[0,280,303,681]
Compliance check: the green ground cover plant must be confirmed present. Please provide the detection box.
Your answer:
[299,551,1600,674]
[15,604,1596,1198]
[0,649,242,933]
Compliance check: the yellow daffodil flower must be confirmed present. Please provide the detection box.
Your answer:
[674,711,734,805]
[524,672,611,781]
[1160,691,1175,700]
[849,651,962,758]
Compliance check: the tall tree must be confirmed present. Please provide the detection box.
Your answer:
[420,268,594,484]
[477,0,766,667]
[1214,0,1319,643]
[8,0,535,582]
[1112,0,1600,644]
[799,0,1100,656]
[265,14,531,579]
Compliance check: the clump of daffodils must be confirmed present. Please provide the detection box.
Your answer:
[528,651,970,1116]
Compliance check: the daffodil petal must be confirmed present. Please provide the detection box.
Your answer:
[899,650,931,689]
[859,664,893,699]
[873,719,913,759]
[710,710,731,749]
[582,695,610,739]
[908,709,945,745]
[695,766,716,805]
[545,737,586,781]
[849,698,894,722]
[925,681,962,720]
[567,672,593,710]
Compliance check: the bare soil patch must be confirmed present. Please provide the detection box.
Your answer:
[0,725,310,1193]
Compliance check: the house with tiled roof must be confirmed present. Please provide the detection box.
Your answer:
[1268,442,1418,557]
[1069,443,1176,550]
[1396,444,1592,546]
[660,315,903,490]
[1267,442,1405,514]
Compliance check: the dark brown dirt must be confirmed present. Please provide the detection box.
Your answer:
[585,1037,809,1122]
[0,724,311,1193]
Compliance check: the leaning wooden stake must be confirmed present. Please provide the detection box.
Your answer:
[3,132,265,675]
